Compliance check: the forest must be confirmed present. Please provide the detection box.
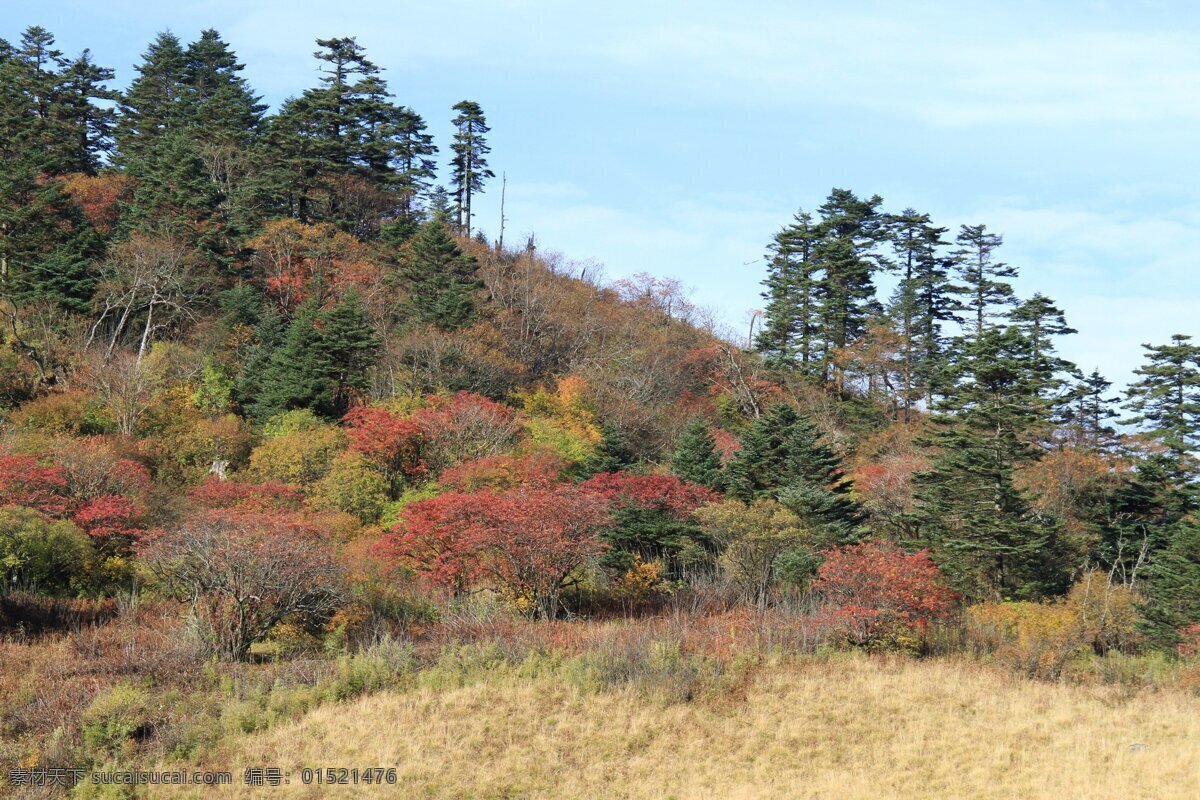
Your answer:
[1,24,1199,795]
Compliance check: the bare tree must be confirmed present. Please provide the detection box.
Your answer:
[142,510,346,661]
[87,233,201,362]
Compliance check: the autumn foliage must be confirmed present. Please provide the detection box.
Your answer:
[378,484,611,618]
[813,540,957,649]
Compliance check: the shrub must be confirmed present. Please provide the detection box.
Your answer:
[0,507,93,594]
[308,451,390,524]
[378,484,611,619]
[812,540,957,652]
[1066,572,1144,654]
[966,601,1088,679]
[246,423,346,487]
[9,390,113,436]
[82,684,154,755]
[695,499,810,606]
[142,510,346,660]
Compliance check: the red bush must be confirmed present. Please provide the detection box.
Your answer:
[377,484,611,618]
[812,540,957,647]
[439,451,566,492]
[188,477,306,513]
[342,406,427,483]
[72,495,145,540]
[0,455,73,517]
[410,392,521,473]
[580,472,718,520]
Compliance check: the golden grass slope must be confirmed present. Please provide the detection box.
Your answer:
[159,654,1200,800]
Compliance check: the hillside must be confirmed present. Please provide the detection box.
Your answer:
[1,21,1199,799]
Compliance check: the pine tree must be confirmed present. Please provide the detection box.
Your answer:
[756,210,821,371]
[951,224,1017,339]
[886,209,954,415]
[1007,293,1079,436]
[389,106,437,221]
[449,100,494,236]
[251,300,331,420]
[1143,519,1200,648]
[1060,369,1120,450]
[671,417,724,490]
[400,216,478,329]
[1122,334,1200,459]
[115,32,188,167]
[318,291,380,416]
[911,327,1066,599]
[726,404,862,539]
[812,189,887,389]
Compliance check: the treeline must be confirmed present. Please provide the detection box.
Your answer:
[753,189,1199,640]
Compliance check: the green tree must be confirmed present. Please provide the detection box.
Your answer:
[813,189,887,389]
[911,327,1066,599]
[756,210,821,371]
[1122,334,1200,459]
[1143,518,1200,648]
[399,216,478,329]
[671,417,724,490]
[449,100,494,236]
[952,223,1017,339]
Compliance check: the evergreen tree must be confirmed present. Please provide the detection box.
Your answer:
[726,403,862,539]
[1122,334,1200,459]
[885,209,954,415]
[951,223,1017,339]
[812,189,887,389]
[756,210,821,371]
[389,106,437,221]
[911,327,1066,599]
[449,100,494,236]
[115,32,188,167]
[1060,369,1120,450]
[318,291,380,416]
[251,300,331,420]
[671,417,724,490]
[1143,518,1200,648]
[578,422,636,476]
[250,294,380,420]
[400,216,478,329]
[58,49,118,174]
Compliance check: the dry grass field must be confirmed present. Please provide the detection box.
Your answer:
[153,653,1200,800]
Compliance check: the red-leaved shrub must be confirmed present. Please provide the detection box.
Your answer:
[812,540,957,649]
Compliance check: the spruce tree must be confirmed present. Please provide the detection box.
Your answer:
[1060,369,1120,450]
[671,417,724,490]
[1122,334,1200,459]
[1144,519,1200,648]
[318,291,380,416]
[251,300,332,420]
[886,209,954,415]
[400,216,478,329]
[726,404,862,539]
[951,224,1017,339]
[756,210,821,371]
[812,188,887,389]
[911,327,1066,599]
[449,100,494,236]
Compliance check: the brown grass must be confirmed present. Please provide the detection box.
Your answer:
[155,653,1200,800]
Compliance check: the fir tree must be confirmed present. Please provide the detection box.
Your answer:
[449,100,494,236]
[318,291,380,416]
[252,300,331,420]
[951,224,1017,339]
[1122,334,1200,459]
[812,189,887,389]
[671,417,724,490]
[726,404,862,539]
[911,327,1066,599]
[756,210,821,371]
[1143,518,1200,648]
[400,216,478,329]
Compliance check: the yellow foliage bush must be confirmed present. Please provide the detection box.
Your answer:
[967,574,1147,680]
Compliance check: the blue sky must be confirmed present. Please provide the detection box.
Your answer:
[6,0,1199,391]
